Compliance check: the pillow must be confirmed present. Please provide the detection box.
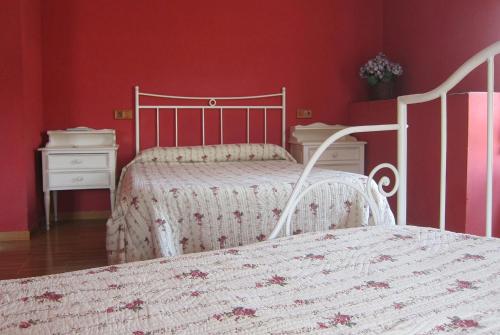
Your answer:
[135,143,296,164]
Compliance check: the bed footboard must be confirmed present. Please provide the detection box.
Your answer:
[271,41,500,239]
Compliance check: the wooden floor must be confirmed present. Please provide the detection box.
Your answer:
[0,219,108,280]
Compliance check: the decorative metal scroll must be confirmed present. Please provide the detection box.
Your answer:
[268,124,401,240]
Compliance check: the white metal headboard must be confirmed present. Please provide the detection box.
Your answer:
[134,86,286,154]
[270,41,500,239]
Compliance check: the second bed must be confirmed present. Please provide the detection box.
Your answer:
[107,143,394,264]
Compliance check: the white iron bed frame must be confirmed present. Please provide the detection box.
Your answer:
[132,41,498,240]
[134,87,286,154]
[271,41,500,239]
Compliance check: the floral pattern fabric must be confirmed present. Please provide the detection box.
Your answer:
[2,225,500,334]
[106,144,394,264]
[133,143,297,163]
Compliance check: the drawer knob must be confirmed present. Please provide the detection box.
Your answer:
[331,153,339,158]
[72,176,84,182]
[70,159,83,165]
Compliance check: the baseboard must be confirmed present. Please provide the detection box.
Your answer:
[1,212,110,241]
[58,210,111,221]
[0,230,30,241]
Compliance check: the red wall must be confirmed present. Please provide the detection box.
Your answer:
[41,0,383,213]
[21,0,44,230]
[383,0,500,96]
[0,0,44,233]
[0,0,28,232]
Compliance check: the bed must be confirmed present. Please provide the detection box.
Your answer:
[106,143,394,264]
[2,225,499,334]
[2,42,499,335]
[106,88,394,264]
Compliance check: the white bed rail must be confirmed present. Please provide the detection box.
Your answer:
[398,41,500,238]
[270,41,499,239]
[134,86,286,154]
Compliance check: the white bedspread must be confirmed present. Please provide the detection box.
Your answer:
[1,225,499,334]
[106,144,394,264]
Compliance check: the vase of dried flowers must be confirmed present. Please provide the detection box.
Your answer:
[359,53,403,100]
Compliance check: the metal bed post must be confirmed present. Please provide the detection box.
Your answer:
[135,85,140,155]
[439,94,447,231]
[282,87,286,148]
[397,102,407,226]
[156,108,160,147]
[246,108,250,144]
[220,108,224,145]
[486,57,494,238]
[202,108,206,146]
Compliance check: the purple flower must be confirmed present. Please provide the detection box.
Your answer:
[360,52,403,85]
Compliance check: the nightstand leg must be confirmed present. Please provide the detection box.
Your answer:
[44,191,51,231]
[53,191,58,222]
[110,189,115,212]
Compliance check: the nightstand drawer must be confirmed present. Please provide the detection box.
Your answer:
[318,163,362,174]
[48,172,110,188]
[48,153,109,170]
[309,146,361,162]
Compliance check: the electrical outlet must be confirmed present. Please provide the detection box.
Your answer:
[297,109,312,119]
[114,109,133,120]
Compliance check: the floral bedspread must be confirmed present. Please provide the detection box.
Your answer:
[106,143,394,264]
[2,225,500,334]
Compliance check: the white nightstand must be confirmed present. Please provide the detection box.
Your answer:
[289,123,366,174]
[39,129,118,231]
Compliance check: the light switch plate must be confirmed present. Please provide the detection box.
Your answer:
[114,109,133,120]
[297,109,312,119]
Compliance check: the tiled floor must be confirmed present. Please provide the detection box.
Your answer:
[0,219,108,280]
